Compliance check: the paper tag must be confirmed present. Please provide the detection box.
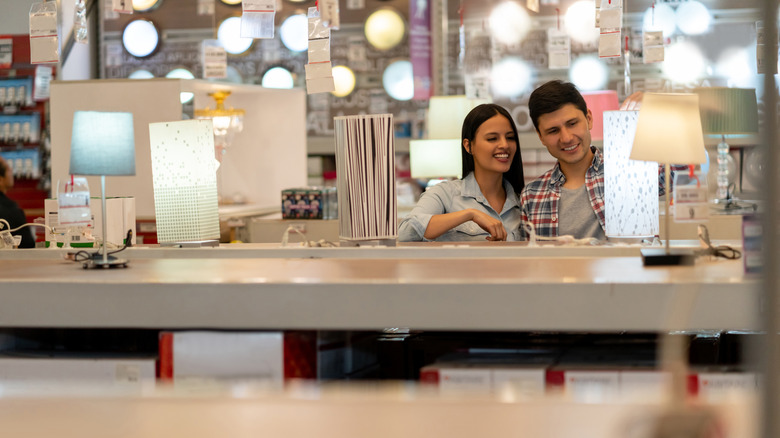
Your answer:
[0,39,12,69]
[599,8,622,30]
[202,41,227,79]
[465,73,491,100]
[308,7,329,40]
[643,32,664,63]
[673,172,709,222]
[197,0,214,15]
[305,61,332,79]
[527,0,540,13]
[29,3,59,64]
[308,38,331,63]
[547,28,570,69]
[241,11,275,38]
[58,178,92,227]
[306,76,335,94]
[599,31,621,57]
[319,0,340,29]
[112,0,133,14]
[33,65,53,101]
[346,0,364,9]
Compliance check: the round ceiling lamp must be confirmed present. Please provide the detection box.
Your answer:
[262,67,295,89]
[280,14,309,52]
[490,57,533,98]
[217,16,253,55]
[675,1,712,36]
[382,60,413,101]
[488,1,531,46]
[565,1,599,44]
[662,40,707,83]
[122,19,160,58]
[643,3,676,39]
[165,68,195,104]
[220,0,242,5]
[365,9,405,51]
[569,55,609,91]
[332,65,356,97]
[128,69,154,79]
[132,0,162,12]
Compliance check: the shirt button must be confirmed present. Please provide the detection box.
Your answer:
[552,216,557,222]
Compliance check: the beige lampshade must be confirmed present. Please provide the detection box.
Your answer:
[693,87,759,135]
[409,139,462,179]
[427,95,489,140]
[630,93,707,164]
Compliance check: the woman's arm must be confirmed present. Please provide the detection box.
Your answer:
[424,209,507,241]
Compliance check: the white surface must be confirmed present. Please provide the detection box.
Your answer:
[0,255,758,332]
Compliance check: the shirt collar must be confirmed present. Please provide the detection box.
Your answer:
[462,172,517,203]
[550,146,601,184]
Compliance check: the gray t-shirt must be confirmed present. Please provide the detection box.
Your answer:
[558,184,606,240]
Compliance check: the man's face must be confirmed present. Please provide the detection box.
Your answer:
[536,103,593,168]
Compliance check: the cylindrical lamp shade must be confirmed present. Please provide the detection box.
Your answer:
[409,139,462,179]
[582,90,619,141]
[427,96,489,140]
[630,93,707,164]
[603,111,658,238]
[70,111,136,176]
[693,87,759,135]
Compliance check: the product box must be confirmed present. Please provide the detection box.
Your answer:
[0,356,156,387]
[281,187,337,220]
[158,331,316,385]
[420,355,550,397]
[44,197,136,247]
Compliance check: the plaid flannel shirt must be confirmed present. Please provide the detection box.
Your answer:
[519,146,676,239]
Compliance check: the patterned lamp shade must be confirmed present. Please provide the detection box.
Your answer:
[603,110,658,238]
[148,119,220,245]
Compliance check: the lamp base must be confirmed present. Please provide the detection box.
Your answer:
[640,248,696,266]
[82,253,129,269]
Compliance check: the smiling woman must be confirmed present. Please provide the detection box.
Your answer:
[398,104,525,242]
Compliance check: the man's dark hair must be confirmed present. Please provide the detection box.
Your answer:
[528,80,589,133]
[0,158,6,179]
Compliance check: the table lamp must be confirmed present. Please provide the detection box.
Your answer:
[692,87,759,205]
[427,95,489,140]
[603,110,658,240]
[69,111,136,269]
[630,93,706,266]
[148,119,220,247]
[409,139,462,183]
[582,90,620,142]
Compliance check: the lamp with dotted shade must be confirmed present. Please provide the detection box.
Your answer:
[69,111,136,268]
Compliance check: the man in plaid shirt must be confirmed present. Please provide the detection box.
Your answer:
[521,80,670,239]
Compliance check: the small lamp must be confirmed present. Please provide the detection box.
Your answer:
[582,90,620,142]
[630,93,707,266]
[409,139,462,180]
[427,95,489,140]
[69,111,136,269]
[148,119,220,247]
[693,87,759,205]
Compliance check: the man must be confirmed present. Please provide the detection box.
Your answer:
[0,156,34,248]
[521,80,666,240]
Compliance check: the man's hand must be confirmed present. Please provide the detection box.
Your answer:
[620,91,644,111]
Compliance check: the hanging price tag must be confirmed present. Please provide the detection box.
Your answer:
[242,0,276,38]
[319,0,340,29]
[346,0,364,9]
[29,2,59,64]
[202,41,227,79]
[599,31,621,58]
[33,65,53,101]
[111,0,133,14]
[643,31,664,63]
[197,0,214,15]
[0,39,12,69]
[673,172,709,223]
[547,28,570,69]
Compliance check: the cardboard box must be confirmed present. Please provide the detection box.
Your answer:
[0,357,156,386]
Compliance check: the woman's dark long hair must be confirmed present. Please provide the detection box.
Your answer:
[460,104,525,194]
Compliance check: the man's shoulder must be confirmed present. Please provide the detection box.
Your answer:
[521,168,556,195]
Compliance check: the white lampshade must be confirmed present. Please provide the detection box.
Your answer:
[409,139,462,179]
[630,93,706,165]
[70,111,136,176]
[603,111,658,238]
[427,95,489,140]
[148,119,220,244]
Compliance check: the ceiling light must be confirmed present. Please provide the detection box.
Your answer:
[262,67,295,89]
[662,40,706,83]
[643,3,676,39]
[165,68,195,104]
[490,57,533,98]
[565,1,599,44]
[217,16,253,55]
[132,0,161,12]
[675,1,711,36]
[280,14,309,52]
[122,19,160,58]
[489,1,531,46]
[332,65,356,97]
[382,60,413,101]
[365,9,405,51]
[570,55,609,91]
[128,69,154,79]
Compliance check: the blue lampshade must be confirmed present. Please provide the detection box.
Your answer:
[69,111,136,176]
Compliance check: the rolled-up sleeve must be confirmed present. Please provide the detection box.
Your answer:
[397,184,449,242]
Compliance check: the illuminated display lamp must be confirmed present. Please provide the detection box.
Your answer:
[675,1,712,36]
[262,67,295,89]
[570,55,609,92]
[332,65,356,97]
[280,14,309,52]
[220,0,241,5]
[132,0,162,12]
[382,60,413,101]
[489,1,531,45]
[365,9,405,51]
[643,3,677,39]
[662,40,706,83]
[490,57,533,99]
[565,1,599,44]
[128,69,154,79]
[194,90,245,160]
[122,19,160,58]
[165,68,195,104]
[217,16,253,55]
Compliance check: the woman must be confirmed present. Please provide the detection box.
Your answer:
[398,104,525,241]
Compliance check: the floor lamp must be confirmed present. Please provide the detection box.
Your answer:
[630,93,707,266]
[693,87,759,208]
[69,111,136,269]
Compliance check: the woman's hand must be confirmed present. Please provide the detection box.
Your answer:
[470,210,508,241]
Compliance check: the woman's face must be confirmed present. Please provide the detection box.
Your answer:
[465,114,516,178]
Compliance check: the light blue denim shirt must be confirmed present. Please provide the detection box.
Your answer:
[398,172,523,242]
